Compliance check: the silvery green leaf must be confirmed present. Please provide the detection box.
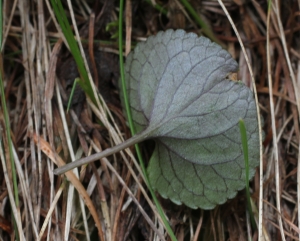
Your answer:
[54,29,260,209]
[123,29,259,209]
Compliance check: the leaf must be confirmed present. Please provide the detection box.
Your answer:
[54,29,260,210]
[124,29,260,209]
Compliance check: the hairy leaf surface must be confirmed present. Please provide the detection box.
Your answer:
[123,29,260,209]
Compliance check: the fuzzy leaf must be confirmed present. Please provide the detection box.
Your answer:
[123,29,260,209]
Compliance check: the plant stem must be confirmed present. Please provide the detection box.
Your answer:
[53,131,147,175]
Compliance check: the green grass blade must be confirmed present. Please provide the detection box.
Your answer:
[118,1,177,240]
[239,119,256,230]
[145,0,168,15]
[50,0,96,104]
[179,0,220,44]
[0,1,20,238]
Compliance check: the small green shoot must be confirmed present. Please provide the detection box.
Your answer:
[239,119,256,229]
[106,20,119,39]
[66,78,80,112]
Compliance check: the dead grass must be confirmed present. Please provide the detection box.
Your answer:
[0,0,299,240]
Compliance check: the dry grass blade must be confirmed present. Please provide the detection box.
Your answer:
[1,0,17,50]
[0,137,25,240]
[273,1,300,116]
[55,67,91,240]
[272,1,300,240]
[193,210,203,241]
[17,0,45,235]
[125,0,132,56]
[32,133,104,241]
[38,181,66,240]
[266,4,285,241]
[45,39,63,148]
